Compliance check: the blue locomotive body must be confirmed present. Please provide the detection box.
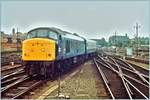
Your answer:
[46,27,87,61]
[23,27,96,78]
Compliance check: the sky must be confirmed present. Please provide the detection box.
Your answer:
[1,1,149,40]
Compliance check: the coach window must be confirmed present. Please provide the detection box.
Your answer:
[66,40,70,53]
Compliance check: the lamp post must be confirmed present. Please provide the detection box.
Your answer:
[57,63,61,98]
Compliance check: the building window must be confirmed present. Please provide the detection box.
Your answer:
[17,38,21,43]
[7,37,12,43]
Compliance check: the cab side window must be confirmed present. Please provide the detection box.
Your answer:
[49,31,58,40]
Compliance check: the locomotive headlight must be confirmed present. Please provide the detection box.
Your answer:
[48,54,51,57]
[58,47,61,52]
[41,48,45,52]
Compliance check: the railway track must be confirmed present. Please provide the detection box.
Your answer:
[93,55,149,99]
[1,69,26,88]
[1,64,24,77]
[1,75,44,99]
[1,59,87,99]
[1,64,26,89]
[125,57,149,64]
[114,57,148,75]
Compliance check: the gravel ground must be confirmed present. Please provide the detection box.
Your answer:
[45,60,109,99]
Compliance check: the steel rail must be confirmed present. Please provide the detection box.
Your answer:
[1,74,44,99]
[95,59,132,98]
[95,57,148,99]
[93,58,115,99]
[1,68,24,80]
[1,75,29,93]
[104,58,138,73]
[106,58,135,72]
[113,60,148,79]
[101,58,149,86]
[123,74,149,88]
[124,77,149,99]
[12,80,43,99]
[97,56,116,71]
[118,65,149,79]
[1,65,23,72]
[1,76,22,87]
[125,81,133,95]
[107,57,133,99]
[96,58,148,88]
[100,55,149,84]
[116,57,149,84]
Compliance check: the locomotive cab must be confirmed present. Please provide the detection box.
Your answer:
[22,28,58,78]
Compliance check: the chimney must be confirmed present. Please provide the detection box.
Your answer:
[12,28,17,43]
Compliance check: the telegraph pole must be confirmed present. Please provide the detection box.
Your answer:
[57,63,61,98]
[134,23,140,56]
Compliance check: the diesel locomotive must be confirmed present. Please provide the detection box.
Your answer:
[22,27,96,78]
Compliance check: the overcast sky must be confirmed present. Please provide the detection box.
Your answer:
[1,1,149,40]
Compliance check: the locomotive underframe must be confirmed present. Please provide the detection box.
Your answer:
[23,53,96,79]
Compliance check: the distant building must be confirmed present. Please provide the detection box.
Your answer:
[138,37,149,45]
[1,28,26,43]
[109,34,130,47]
[1,31,9,43]
[1,28,26,52]
[92,38,107,47]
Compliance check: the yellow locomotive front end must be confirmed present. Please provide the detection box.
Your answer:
[22,38,56,61]
[22,28,58,79]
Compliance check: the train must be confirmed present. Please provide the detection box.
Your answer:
[22,27,97,79]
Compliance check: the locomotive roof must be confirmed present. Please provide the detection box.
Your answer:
[28,27,74,35]
[63,32,84,41]
[28,27,84,41]
[28,27,63,34]
[86,39,96,43]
